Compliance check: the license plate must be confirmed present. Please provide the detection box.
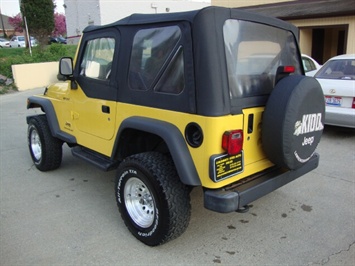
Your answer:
[325,96,342,106]
[210,152,244,182]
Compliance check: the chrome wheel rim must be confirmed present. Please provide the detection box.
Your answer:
[124,177,155,228]
[30,128,42,161]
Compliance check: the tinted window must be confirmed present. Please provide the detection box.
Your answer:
[224,20,302,98]
[154,47,185,94]
[315,59,355,80]
[80,37,115,80]
[129,26,182,91]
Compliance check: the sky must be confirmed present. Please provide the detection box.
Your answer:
[0,0,65,16]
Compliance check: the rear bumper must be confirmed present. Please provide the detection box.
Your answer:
[325,106,355,128]
[204,153,320,213]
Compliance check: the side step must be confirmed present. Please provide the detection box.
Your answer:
[72,146,119,171]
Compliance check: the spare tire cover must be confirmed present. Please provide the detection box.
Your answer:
[262,75,325,170]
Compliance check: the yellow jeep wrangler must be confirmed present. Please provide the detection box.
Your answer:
[27,6,325,246]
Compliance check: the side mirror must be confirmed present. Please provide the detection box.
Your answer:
[59,57,73,77]
[58,57,77,89]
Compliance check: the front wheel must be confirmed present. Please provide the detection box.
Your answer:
[27,115,63,171]
[115,152,191,246]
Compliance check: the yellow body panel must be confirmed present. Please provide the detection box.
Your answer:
[37,83,273,189]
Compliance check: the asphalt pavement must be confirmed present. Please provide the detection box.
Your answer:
[1,88,354,265]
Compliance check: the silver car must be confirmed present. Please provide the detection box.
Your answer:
[9,36,37,48]
[0,37,10,48]
[315,54,355,128]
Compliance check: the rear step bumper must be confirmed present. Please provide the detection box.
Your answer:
[204,153,320,213]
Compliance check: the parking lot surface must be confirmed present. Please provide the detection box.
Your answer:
[1,88,354,265]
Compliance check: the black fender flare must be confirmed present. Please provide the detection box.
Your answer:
[27,96,76,144]
[113,116,201,186]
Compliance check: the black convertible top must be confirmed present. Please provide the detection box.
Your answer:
[81,6,301,116]
[84,6,298,37]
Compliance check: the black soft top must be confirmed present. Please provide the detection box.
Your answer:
[82,6,300,116]
[84,6,297,36]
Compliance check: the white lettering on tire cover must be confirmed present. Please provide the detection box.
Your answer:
[293,113,324,136]
[294,150,315,163]
[293,113,323,163]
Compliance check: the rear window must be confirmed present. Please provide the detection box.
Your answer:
[223,20,302,99]
[315,59,355,80]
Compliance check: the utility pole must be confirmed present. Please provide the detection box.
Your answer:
[0,8,7,38]
[19,0,31,54]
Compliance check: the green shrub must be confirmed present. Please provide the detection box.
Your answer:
[0,44,77,79]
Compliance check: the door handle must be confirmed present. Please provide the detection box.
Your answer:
[102,105,110,114]
[248,114,254,134]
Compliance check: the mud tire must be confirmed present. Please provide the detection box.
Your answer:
[115,152,191,246]
[27,115,63,171]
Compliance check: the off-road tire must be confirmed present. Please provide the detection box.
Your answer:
[28,115,63,171]
[115,152,191,246]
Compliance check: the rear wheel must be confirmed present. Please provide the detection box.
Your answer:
[28,115,63,171]
[115,152,191,246]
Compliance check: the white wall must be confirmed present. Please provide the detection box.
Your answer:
[64,0,101,39]
[99,1,210,25]
[12,62,59,91]
[64,0,210,41]
[212,0,294,8]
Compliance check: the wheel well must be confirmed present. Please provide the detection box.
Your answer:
[112,116,201,186]
[28,102,44,112]
[115,128,169,161]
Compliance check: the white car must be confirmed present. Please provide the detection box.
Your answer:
[9,36,37,48]
[315,54,355,128]
[0,37,10,48]
[302,54,322,77]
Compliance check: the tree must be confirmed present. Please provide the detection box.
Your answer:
[53,13,66,36]
[9,12,66,38]
[20,0,55,46]
[8,13,23,33]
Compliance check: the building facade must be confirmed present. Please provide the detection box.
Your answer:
[0,14,15,38]
[64,0,210,44]
[212,0,355,64]
[212,0,294,7]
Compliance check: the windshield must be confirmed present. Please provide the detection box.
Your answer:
[315,59,355,80]
[223,19,302,99]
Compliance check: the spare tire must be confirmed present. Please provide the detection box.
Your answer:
[262,75,325,170]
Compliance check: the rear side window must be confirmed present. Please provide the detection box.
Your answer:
[129,26,184,93]
[224,19,302,99]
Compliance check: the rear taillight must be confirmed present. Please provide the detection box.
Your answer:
[222,130,243,155]
[276,65,295,84]
[352,97,355,109]
[282,65,295,73]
